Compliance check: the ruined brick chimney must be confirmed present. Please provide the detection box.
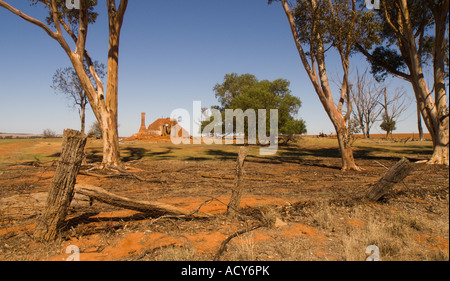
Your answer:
[139,112,147,133]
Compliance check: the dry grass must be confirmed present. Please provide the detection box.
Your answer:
[154,246,198,261]
[0,137,447,261]
[215,186,449,262]
[295,198,449,261]
[230,233,257,261]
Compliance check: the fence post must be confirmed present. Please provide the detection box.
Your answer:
[227,146,249,217]
[34,129,87,242]
[366,157,413,201]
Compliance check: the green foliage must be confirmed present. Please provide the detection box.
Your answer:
[291,0,381,57]
[347,118,361,136]
[369,47,407,82]
[359,0,449,81]
[29,0,98,29]
[380,113,396,136]
[204,73,307,137]
[280,118,307,135]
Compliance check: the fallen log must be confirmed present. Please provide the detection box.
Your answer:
[366,157,413,201]
[78,171,115,178]
[201,174,297,183]
[74,184,212,218]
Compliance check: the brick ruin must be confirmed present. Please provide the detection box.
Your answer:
[128,112,190,141]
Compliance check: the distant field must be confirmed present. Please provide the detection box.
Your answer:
[305,133,432,139]
[0,133,44,139]
[0,135,434,167]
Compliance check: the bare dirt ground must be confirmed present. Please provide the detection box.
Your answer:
[0,136,448,261]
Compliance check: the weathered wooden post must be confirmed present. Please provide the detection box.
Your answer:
[34,129,87,242]
[227,146,249,217]
[366,157,413,201]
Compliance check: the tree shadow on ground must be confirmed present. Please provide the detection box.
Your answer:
[123,147,184,162]
[353,145,432,162]
[48,152,61,158]
[121,147,147,162]
[63,211,161,232]
[84,146,180,163]
[274,143,432,164]
[205,149,239,161]
[85,149,102,163]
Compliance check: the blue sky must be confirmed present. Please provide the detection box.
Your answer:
[0,0,422,137]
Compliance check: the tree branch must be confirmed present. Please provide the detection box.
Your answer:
[117,0,129,28]
[0,0,58,40]
[355,44,411,81]
[55,16,103,101]
[280,0,320,93]
[382,1,403,41]
[75,0,89,58]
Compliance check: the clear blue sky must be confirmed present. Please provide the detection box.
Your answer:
[0,0,422,137]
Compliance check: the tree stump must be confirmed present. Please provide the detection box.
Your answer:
[34,129,87,242]
[227,146,249,217]
[366,157,413,201]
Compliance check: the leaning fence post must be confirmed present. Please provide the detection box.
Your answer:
[34,129,87,242]
[366,157,413,201]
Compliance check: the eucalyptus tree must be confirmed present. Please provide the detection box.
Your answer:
[204,73,307,140]
[0,0,129,169]
[269,0,379,170]
[379,87,411,138]
[357,0,449,165]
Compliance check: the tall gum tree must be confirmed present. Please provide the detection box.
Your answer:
[269,0,379,171]
[0,0,128,169]
[357,0,449,165]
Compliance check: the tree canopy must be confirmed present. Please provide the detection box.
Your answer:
[356,0,448,82]
[203,73,307,138]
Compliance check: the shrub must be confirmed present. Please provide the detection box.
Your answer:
[88,121,102,139]
[42,129,58,138]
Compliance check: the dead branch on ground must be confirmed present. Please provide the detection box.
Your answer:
[74,184,212,219]
[213,223,265,261]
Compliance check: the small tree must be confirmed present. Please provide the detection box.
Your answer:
[379,87,411,139]
[347,117,361,136]
[42,129,58,138]
[351,68,383,138]
[51,61,105,133]
[380,113,396,138]
[279,119,307,144]
[88,121,102,139]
